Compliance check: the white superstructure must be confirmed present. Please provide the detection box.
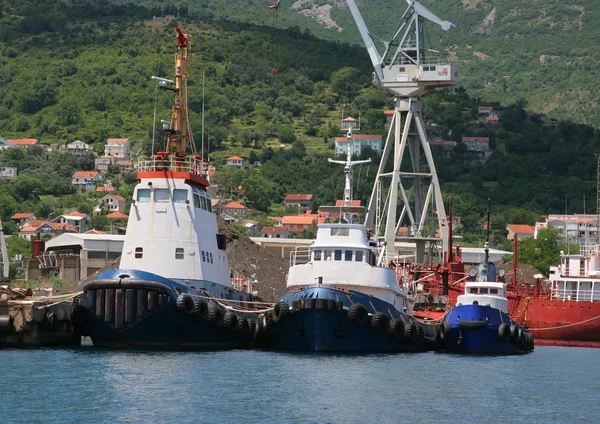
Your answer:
[456,282,508,313]
[120,164,231,288]
[287,223,410,311]
[548,245,600,302]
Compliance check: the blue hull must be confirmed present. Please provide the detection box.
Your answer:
[262,286,441,352]
[78,269,257,350]
[443,304,534,355]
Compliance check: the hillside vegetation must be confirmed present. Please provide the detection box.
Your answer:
[120,0,600,127]
[1,0,600,257]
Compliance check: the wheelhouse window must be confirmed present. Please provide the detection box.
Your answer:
[202,251,206,262]
[490,288,498,295]
[200,196,207,210]
[173,189,188,203]
[345,250,353,261]
[137,189,151,203]
[135,247,143,259]
[193,194,201,209]
[209,252,213,264]
[469,288,477,294]
[355,251,363,262]
[334,250,342,261]
[175,248,184,260]
[331,228,349,236]
[480,288,488,294]
[324,250,332,261]
[313,250,322,261]
[154,189,170,202]
[207,202,213,213]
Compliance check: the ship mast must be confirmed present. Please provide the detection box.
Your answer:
[167,27,197,165]
[328,120,371,223]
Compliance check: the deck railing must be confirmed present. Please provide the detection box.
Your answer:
[551,288,600,302]
[137,156,206,175]
[290,246,311,267]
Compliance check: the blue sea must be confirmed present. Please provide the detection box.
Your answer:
[1,344,599,423]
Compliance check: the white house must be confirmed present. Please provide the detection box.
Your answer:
[72,170,101,189]
[0,164,17,180]
[97,195,126,214]
[335,134,382,156]
[260,226,290,239]
[104,138,131,160]
[222,201,247,215]
[95,157,113,174]
[66,140,94,156]
[54,211,89,233]
[225,156,245,168]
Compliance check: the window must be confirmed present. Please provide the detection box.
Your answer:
[135,247,143,259]
[154,189,170,202]
[355,251,363,262]
[207,201,212,213]
[202,251,206,262]
[334,250,342,260]
[193,194,201,208]
[200,196,207,210]
[490,288,498,295]
[175,248,184,260]
[137,189,151,203]
[423,66,429,71]
[324,250,332,261]
[480,288,488,294]
[331,228,349,236]
[469,288,477,294]
[313,250,322,261]
[173,189,188,203]
[430,66,436,71]
[209,253,213,264]
[345,250,353,261]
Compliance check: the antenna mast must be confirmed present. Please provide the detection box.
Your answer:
[328,118,371,223]
[346,0,458,265]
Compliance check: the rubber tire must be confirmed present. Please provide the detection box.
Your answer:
[273,301,289,323]
[208,305,223,325]
[261,310,273,330]
[389,319,405,339]
[348,304,369,325]
[517,326,524,344]
[176,294,195,315]
[404,322,416,342]
[371,312,390,332]
[441,321,451,340]
[45,311,57,328]
[247,318,256,335]
[237,316,249,333]
[223,312,238,329]
[193,298,209,320]
[416,326,425,344]
[498,323,510,341]
[510,324,519,342]
[519,330,527,351]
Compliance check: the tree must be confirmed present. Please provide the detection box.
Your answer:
[330,67,361,101]
[279,125,296,144]
[517,227,577,276]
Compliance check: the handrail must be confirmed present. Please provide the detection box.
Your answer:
[138,156,206,175]
[551,288,600,302]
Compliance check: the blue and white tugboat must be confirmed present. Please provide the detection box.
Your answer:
[78,28,259,349]
[441,208,534,354]
[258,124,442,352]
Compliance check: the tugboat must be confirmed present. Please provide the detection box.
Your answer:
[441,206,534,354]
[78,28,259,349]
[258,123,442,352]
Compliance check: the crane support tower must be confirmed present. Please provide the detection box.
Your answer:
[346,0,458,265]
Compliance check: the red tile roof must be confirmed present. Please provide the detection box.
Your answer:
[342,116,357,122]
[384,110,394,115]
[429,140,457,147]
[282,216,315,225]
[336,134,382,143]
[11,212,35,220]
[335,200,361,207]
[20,220,77,232]
[96,187,115,192]
[117,161,133,166]
[109,195,125,202]
[106,138,129,144]
[486,116,499,121]
[73,170,99,178]
[478,106,493,111]
[223,201,246,209]
[68,211,87,217]
[285,194,313,201]
[507,224,535,235]
[260,226,288,235]
[86,229,108,235]
[7,138,38,145]
[106,211,129,219]
[462,137,490,142]
[226,156,244,161]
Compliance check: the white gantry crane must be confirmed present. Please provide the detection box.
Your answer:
[346,0,458,265]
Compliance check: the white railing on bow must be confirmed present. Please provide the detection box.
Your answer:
[551,288,600,302]
[290,246,311,267]
[137,156,206,175]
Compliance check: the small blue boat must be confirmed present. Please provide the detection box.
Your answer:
[442,258,534,354]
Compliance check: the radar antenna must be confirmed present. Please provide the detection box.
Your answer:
[346,0,458,265]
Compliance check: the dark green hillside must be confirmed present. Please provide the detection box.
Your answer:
[121,0,600,126]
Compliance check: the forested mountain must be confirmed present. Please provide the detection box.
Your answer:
[121,0,600,127]
[1,0,600,254]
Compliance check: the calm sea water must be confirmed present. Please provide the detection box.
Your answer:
[1,343,599,424]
